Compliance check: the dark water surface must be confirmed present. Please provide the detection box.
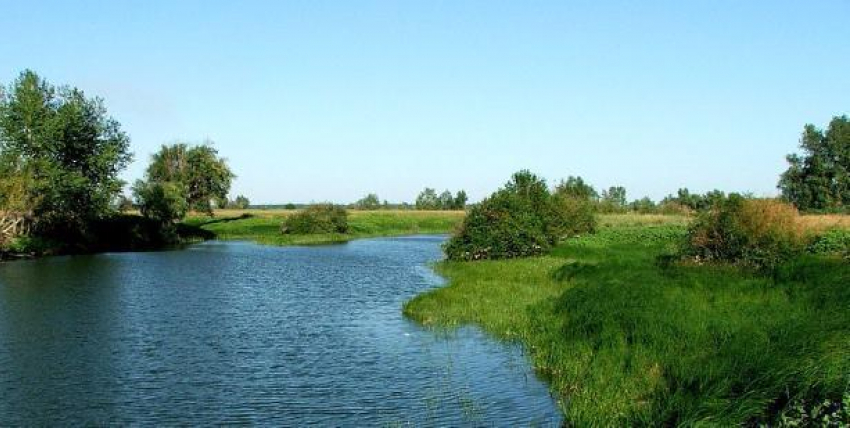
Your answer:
[0,236,560,426]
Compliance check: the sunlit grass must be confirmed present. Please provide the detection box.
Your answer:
[404,221,850,425]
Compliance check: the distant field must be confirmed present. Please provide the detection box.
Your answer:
[184,209,465,246]
[183,210,848,247]
[798,213,850,232]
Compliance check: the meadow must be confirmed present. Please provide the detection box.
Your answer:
[184,209,465,246]
[404,213,850,425]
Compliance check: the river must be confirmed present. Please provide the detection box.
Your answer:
[0,236,560,426]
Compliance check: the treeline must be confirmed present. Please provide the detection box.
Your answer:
[0,70,242,255]
[346,189,468,210]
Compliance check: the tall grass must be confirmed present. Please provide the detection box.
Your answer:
[404,221,850,425]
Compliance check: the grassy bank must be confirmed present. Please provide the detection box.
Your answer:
[404,214,850,425]
[184,209,465,246]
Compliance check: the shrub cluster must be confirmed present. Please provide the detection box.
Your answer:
[444,171,596,261]
[281,204,349,234]
[808,229,850,257]
[681,195,807,269]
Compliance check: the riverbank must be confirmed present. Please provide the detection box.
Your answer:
[185,209,465,246]
[403,214,850,425]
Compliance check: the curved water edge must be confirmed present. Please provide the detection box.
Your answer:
[0,235,561,425]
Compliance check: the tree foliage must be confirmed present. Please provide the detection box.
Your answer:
[139,142,234,216]
[555,176,598,200]
[453,190,468,210]
[445,170,596,261]
[779,116,850,211]
[415,187,439,210]
[0,70,132,239]
[355,193,381,210]
[131,180,189,224]
[231,195,250,209]
[415,187,468,210]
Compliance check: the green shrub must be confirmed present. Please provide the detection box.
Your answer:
[281,204,348,234]
[5,235,54,255]
[444,170,596,261]
[808,229,850,256]
[550,194,597,238]
[682,195,807,270]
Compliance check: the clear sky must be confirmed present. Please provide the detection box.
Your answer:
[1,1,848,204]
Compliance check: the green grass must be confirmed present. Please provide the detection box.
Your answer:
[183,209,465,246]
[404,220,850,426]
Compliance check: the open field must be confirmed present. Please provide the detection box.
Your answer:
[183,210,850,247]
[184,209,466,246]
[799,213,850,232]
[404,216,850,425]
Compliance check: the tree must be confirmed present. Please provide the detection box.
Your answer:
[415,188,439,210]
[555,176,598,200]
[144,142,234,215]
[630,197,656,213]
[0,70,132,238]
[601,186,627,207]
[355,193,381,210]
[453,190,468,210]
[132,180,188,224]
[779,116,850,211]
[233,195,250,209]
[438,190,454,209]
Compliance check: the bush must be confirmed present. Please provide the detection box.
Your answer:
[281,204,348,234]
[808,229,850,256]
[682,195,807,269]
[444,170,596,261]
[550,194,597,237]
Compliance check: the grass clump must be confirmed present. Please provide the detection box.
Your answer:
[444,170,595,261]
[682,195,808,270]
[405,219,850,426]
[281,204,348,234]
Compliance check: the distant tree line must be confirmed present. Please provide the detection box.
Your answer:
[415,188,467,210]
[346,189,468,210]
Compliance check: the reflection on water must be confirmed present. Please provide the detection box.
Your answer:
[0,236,561,425]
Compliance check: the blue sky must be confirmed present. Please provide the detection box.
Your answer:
[1,1,848,204]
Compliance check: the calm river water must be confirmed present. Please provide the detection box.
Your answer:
[0,236,560,426]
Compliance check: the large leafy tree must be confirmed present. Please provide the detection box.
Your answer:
[141,142,234,215]
[779,116,850,211]
[0,70,131,236]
